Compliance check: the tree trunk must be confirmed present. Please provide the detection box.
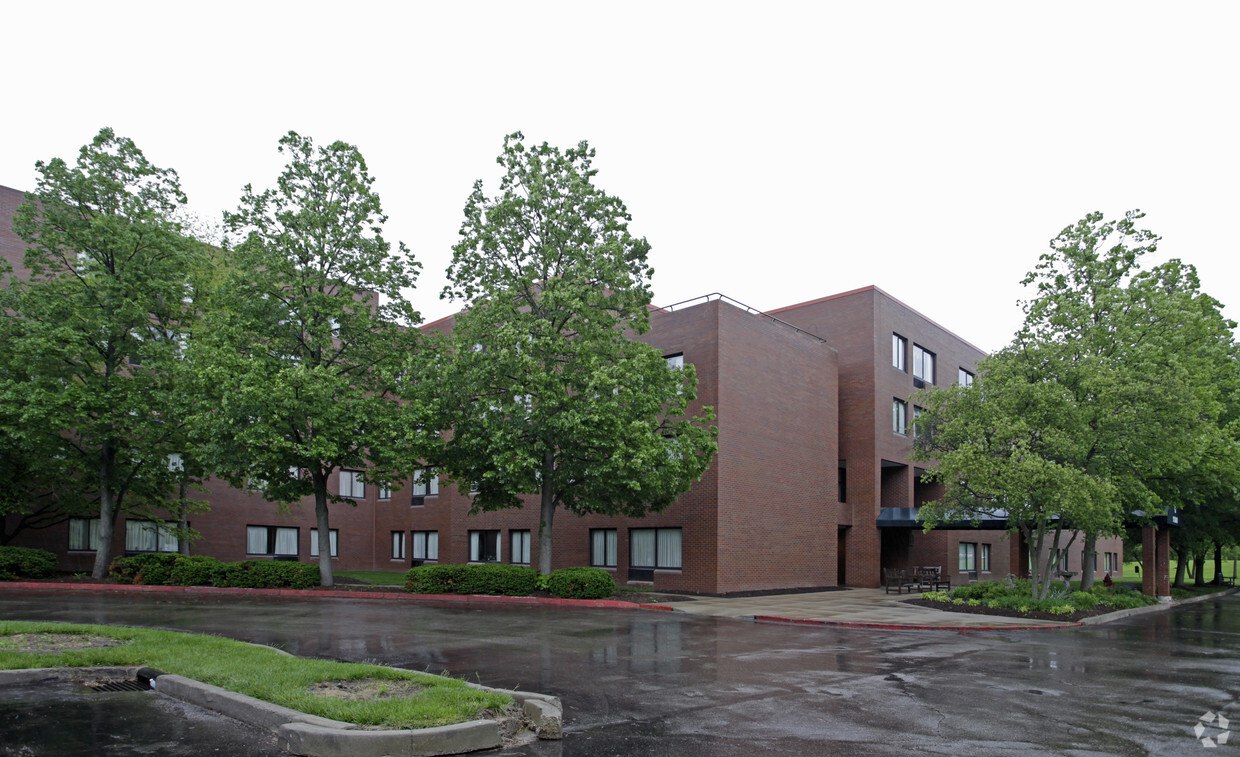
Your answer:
[91,444,116,579]
[1214,543,1225,585]
[1173,550,1188,589]
[1080,531,1097,591]
[1194,551,1208,587]
[537,451,555,576]
[313,469,334,587]
[178,479,191,556]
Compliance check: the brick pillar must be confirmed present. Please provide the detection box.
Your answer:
[1156,527,1171,599]
[1142,527,1156,597]
[1008,531,1030,578]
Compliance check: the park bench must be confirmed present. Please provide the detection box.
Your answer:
[884,568,922,594]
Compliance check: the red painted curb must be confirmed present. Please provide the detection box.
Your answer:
[0,581,670,612]
[751,614,1082,632]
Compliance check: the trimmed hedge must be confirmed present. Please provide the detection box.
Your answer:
[108,554,318,590]
[0,546,58,580]
[405,564,540,596]
[547,567,615,599]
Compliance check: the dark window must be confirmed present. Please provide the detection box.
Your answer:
[838,462,847,503]
[469,530,501,562]
[959,542,976,572]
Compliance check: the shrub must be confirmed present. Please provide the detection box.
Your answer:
[547,567,615,600]
[949,581,1010,601]
[169,555,223,586]
[0,546,58,580]
[213,560,320,589]
[405,564,539,596]
[109,553,179,585]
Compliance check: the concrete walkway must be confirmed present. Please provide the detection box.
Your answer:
[669,587,1078,629]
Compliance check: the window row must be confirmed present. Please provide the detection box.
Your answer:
[590,528,683,570]
[958,542,991,573]
[246,525,338,557]
[69,518,180,553]
[893,333,975,388]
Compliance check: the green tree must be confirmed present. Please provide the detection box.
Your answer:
[915,210,1237,599]
[433,132,717,575]
[198,131,424,587]
[1,128,204,577]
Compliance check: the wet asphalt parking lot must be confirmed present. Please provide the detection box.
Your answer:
[1,589,1237,756]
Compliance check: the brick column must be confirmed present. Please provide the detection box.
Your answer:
[1008,531,1030,579]
[1142,526,1156,597]
[1156,527,1171,599]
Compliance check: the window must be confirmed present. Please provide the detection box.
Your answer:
[339,470,365,499]
[837,462,847,503]
[913,344,935,385]
[511,530,531,565]
[378,484,392,500]
[69,518,101,551]
[469,530,501,562]
[892,334,907,371]
[980,543,991,573]
[892,398,907,435]
[912,405,924,439]
[591,529,618,568]
[959,542,976,572]
[391,531,406,560]
[958,368,974,387]
[247,526,299,556]
[411,469,439,501]
[412,531,439,561]
[630,528,682,570]
[666,353,684,370]
[310,528,338,558]
[125,520,178,553]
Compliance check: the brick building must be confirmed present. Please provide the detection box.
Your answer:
[0,184,1121,591]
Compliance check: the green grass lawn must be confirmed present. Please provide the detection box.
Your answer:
[1121,560,1240,584]
[0,621,507,728]
[335,570,408,586]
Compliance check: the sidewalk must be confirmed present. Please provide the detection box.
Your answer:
[669,588,1079,630]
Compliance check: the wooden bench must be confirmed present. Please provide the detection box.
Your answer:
[884,568,922,595]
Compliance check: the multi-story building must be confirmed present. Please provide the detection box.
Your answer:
[0,184,1121,591]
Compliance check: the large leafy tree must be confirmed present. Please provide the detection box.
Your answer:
[915,211,1237,599]
[199,131,423,587]
[434,132,717,575]
[1,128,204,576]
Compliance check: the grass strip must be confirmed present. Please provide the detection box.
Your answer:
[0,621,508,729]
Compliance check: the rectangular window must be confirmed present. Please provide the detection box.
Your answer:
[630,528,682,570]
[391,531,405,560]
[837,462,847,503]
[591,529,618,568]
[469,530,501,562]
[68,518,101,551]
[893,398,908,435]
[665,353,684,370]
[912,405,924,439]
[378,485,392,500]
[892,334,907,371]
[511,530,531,565]
[246,526,299,556]
[125,520,178,553]
[412,531,439,561]
[339,470,365,499]
[411,469,439,500]
[913,344,935,385]
[959,542,976,572]
[958,368,974,387]
[310,528,339,558]
[980,543,991,572]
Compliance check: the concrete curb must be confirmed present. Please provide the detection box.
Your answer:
[0,581,673,614]
[1078,585,1239,625]
[751,614,1082,632]
[0,665,562,756]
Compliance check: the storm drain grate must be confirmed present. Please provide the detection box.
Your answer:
[84,679,152,693]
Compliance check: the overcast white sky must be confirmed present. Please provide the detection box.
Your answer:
[4,1,1237,351]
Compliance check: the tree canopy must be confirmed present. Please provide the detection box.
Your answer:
[914,210,1238,598]
[196,131,424,586]
[432,132,717,574]
[1,128,205,576]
